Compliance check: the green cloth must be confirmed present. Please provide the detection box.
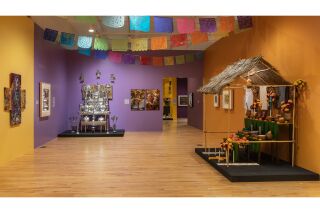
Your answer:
[244,118,280,139]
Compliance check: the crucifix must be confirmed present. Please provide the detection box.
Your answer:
[4,73,26,126]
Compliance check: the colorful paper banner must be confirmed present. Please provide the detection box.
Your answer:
[191,31,208,45]
[176,17,195,33]
[185,54,195,63]
[151,36,167,50]
[199,18,217,32]
[78,48,91,56]
[123,54,136,64]
[219,16,235,32]
[129,16,150,32]
[175,55,185,65]
[43,28,58,42]
[94,37,108,50]
[102,16,125,28]
[164,56,174,66]
[170,34,188,48]
[152,57,164,66]
[77,36,93,49]
[140,56,152,65]
[74,16,97,24]
[131,38,148,51]
[237,16,253,29]
[60,32,75,47]
[154,17,173,33]
[94,50,108,59]
[111,39,128,51]
[109,51,122,63]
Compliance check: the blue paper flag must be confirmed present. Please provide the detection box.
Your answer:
[78,48,91,56]
[94,50,108,59]
[44,28,58,42]
[129,16,150,32]
[60,32,75,47]
[102,16,125,28]
[77,36,93,49]
[154,17,173,33]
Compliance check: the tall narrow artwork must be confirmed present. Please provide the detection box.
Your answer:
[40,82,51,117]
[4,87,12,111]
[130,89,146,111]
[10,73,22,126]
[146,89,160,110]
[21,89,26,109]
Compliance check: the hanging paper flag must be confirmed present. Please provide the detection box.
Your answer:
[129,16,150,32]
[195,52,204,60]
[152,57,164,66]
[60,32,75,48]
[94,50,108,60]
[140,56,152,65]
[176,17,195,33]
[75,16,97,24]
[77,36,93,49]
[170,34,187,48]
[123,54,136,64]
[164,56,174,66]
[175,55,185,65]
[219,17,235,32]
[131,38,148,51]
[154,17,173,33]
[102,16,125,28]
[109,51,122,63]
[111,39,128,51]
[43,28,58,42]
[185,54,195,63]
[199,18,217,32]
[78,48,91,56]
[151,36,167,50]
[94,37,109,50]
[191,31,208,45]
[237,16,253,29]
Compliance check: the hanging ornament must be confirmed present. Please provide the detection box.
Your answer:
[110,74,116,83]
[96,70,101,80]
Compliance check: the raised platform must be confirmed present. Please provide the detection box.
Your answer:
[58,129,125,137]
[195,148,319,182]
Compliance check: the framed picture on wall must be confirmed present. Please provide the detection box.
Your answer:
[4,87,12,111]
[213,94,219,107]
[10,73,22,126]
[178,95,188,106]
[130,89,146,111]
[222,89,233,110]
[188,93,193,107]
[106,84,113,100]
[40,82,51,117]
[146,89,160,111]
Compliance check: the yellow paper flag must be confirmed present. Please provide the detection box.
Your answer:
[111,39,128,51]
[175,55,185,65]
[164,56,174,66]
[131,38,148,51]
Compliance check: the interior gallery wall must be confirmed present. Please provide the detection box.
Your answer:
[204,16,320,173]
[65,50,204,131]
[0,17,34,165]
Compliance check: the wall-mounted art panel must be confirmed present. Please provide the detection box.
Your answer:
[10,73,22,126]
[146,89,160,111]
[130,89,146,111]
[40,82,51,117]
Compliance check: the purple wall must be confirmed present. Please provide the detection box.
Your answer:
[187,75,203,129]
[34,25,68,148]
[66,50,203,131]
[177,78,188,118]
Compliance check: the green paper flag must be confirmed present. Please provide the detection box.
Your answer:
[94,37,109,51]
[175,55,185,65]
[75,16,97,24]
[185,54,195,63]
[111,39,128,51]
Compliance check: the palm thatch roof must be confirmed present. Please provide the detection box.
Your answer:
[198,56,291,94]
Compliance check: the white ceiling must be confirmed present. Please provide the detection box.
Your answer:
[30,16,231,50]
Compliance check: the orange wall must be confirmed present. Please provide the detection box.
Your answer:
[204,16,320,173]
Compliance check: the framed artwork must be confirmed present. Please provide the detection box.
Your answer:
[188,92,193,107]
[178,95,188,106]
[40,82,51,117]
[146,89,160,111]
[222,89,233,110]
[21,89,26,109]
[4,87,12,111]
[130,89,146,111]
[106,84,113,100]
[10,73,22,126]
[213,94,219,107]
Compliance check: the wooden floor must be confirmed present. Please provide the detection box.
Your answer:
[0,119,320,197]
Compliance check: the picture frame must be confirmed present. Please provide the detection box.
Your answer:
[130,89,146,111]
[188,92,193,108]
[213,94,219,107]
[222,89,233,110]
[146,89,160,111]
[10,73,22,126]
[40,82,51,117]
[178,95,188,107]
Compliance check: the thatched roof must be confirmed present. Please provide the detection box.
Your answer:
[198,56,291,94]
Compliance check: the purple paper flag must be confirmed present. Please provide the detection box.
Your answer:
[44,28,58,42]
[94,50,108,59]
[199,18,217,32]
[122,54,136,64]
[237,16,253,29]
[154,17,173,33]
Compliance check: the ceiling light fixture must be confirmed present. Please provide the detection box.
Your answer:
[88,28,95,33]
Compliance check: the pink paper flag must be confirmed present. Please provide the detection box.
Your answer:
[109,51,122,63]
[176,18,195,33]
